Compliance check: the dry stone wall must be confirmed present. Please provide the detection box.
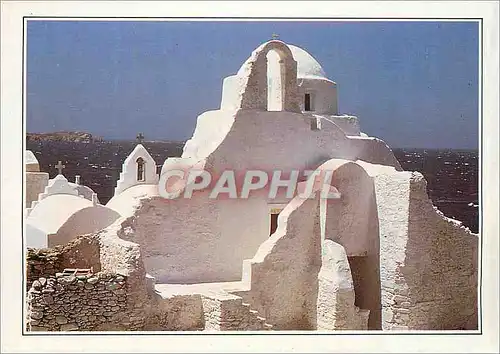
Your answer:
[144,294,204,331]
[27,272,146,331]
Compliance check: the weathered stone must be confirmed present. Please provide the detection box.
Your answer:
[60,323,78,331]
[396,308,411,314]
[396,288,410,296]
[106,283,118,291]
[87,277,99,285]
[42,294,54,305]
[392,295,407,304]
[55,316,68,325]
[31,311,43,320]
[32,280,42,290]
[29,325,47,331]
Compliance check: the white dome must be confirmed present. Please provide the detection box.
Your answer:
[287,44,328,80]
[27,194,93,235]
[236,42,329,81]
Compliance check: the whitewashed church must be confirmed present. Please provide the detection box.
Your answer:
[25,40,478,331]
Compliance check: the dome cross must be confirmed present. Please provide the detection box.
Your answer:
[55,161,65,175]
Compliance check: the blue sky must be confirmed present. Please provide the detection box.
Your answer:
[27,20,479,149]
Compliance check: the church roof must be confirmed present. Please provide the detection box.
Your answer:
[26,194,93,235]
[288,44,328,80]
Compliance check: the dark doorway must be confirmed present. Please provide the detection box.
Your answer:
[270,212,280,236]
[304,93,312,111]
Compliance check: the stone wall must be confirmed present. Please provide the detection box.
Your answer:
[144,294,204,331]
[27,234,101,290]
[27,272,144,331]
[26,229,151,332]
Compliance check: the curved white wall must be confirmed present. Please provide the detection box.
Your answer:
[49,205,120,247]
[220,75,240,111]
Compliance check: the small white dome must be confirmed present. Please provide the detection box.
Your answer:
[287,44,327,80]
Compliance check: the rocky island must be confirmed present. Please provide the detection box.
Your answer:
[27,131,103,143]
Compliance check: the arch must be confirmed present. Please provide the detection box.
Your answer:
[136,157,145,182]
[316,159,382,330]
[237,40,301,112]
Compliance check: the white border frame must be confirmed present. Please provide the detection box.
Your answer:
[1,1,499,353]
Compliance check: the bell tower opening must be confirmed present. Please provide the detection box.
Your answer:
[266,50,285,111]
[136,157,145,182]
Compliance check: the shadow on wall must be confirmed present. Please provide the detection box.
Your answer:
[325,162,382,330]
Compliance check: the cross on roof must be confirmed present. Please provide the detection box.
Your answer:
[136,132,145,144]
[271,33,279,40]
[55,161,65,175]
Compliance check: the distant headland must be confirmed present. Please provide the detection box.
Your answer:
[26,131,103,143]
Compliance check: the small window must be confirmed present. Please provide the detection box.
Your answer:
[304,93,312,111]
[136,157,145,182]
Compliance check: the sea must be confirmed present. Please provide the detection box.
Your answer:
[26,140,479,233]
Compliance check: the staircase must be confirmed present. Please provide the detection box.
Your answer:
[201,291,272,331]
